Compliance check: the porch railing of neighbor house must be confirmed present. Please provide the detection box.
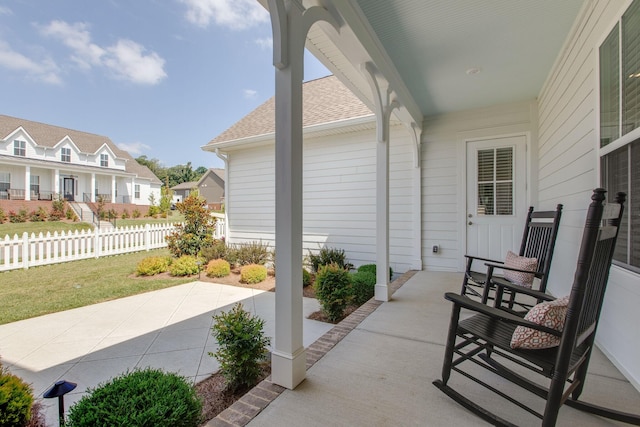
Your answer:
[0,219,226,272]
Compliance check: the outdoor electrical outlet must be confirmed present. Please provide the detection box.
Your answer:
[433,245,439,254]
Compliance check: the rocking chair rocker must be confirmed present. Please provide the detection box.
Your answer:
[434,189,639,426]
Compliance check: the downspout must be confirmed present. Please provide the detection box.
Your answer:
[215,148,229,240]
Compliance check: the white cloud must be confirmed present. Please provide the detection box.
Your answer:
[243,89,257,99]
[0,6,12,15]
[180,0,269,29]
[117,141,151,155]
[39,21,104,69]
[104,40,167,85]
[39,20,167,85]
[255,37,272,50]
[0,40,62,84]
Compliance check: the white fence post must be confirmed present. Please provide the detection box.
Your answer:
[22,232,29,270]
[145,224,151,252]
[94,227,101,258]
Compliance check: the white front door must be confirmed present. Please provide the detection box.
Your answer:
[466,135,527,271]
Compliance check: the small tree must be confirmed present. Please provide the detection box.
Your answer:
[159,183,172,215]
[165,193,216,257]
[210,303,270,392]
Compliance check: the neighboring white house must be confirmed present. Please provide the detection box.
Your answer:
[204,0,640,392]
[0,114,161,205]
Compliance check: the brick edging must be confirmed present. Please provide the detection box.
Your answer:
[208,270,418,427]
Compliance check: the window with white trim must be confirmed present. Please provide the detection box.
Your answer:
[30,175,40,196]
[600,0,640,272]
[61,147,71,162]
[100,154,109,167]
[135,184,140,199]
[13,140,25,156]
[0,172,9,199]
[476,147,514,216]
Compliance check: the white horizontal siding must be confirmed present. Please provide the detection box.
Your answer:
[225,125,415,273]
[421,100,536,272]
[537,0,640,390]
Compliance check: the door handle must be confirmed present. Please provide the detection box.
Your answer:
[468,221,473,225]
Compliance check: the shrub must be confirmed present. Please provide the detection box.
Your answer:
[132,209,142,218]
[234,241,272,266]
[240,264,267,284]
[302,268,311,287]
[65,207,77,221]
[350,271,377,305]
[168,255,200,276]
[0,363,34,427]
[66,368,202,427]
[0,208,5,224]
[209,303,270,392]
[8,208,28,223]
[307,247,351,273]
[29,207,48,222]
[357,264,393,280]
[314,264,353,322]
[206,259,231,278]
[200,240,228,263]
[50,197,65,220]
[121,209,130,219]
[147,205,161,217]
[136,256,171,276]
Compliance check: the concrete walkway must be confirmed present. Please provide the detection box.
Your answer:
[0,281,332,426]
[213,271,640,427]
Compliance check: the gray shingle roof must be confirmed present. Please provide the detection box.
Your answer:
[0,114,161,184]
[206,75,373,146]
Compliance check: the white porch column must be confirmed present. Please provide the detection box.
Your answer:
[408,122,423,271]
[111,176,116,203]
[364,63,397,302]
[53,169,59,197]
[24,166,31,201]
[268,0,338,389]
[91,173,96,203]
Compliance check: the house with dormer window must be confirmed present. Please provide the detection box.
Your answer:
[0,114,161,205]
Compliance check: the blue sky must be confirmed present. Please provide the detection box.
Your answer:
[0,0,330,169]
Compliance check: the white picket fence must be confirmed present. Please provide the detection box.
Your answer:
[0,219,225,272]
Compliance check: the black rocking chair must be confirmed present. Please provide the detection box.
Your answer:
[434,189,640,426]
[461,204,563,308]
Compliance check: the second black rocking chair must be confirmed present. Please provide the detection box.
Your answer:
[434,189,639,426]
[461,204,563,308]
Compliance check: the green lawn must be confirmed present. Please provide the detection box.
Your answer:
[0,221,93,239]
[0,248,194,325]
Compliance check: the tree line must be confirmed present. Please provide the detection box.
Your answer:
[136,156,208,188]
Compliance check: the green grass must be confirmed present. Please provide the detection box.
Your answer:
[0,249,194,325]
[115,213,184,228]
[0,221,93,239]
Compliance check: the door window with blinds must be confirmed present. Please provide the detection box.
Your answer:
[476,147,514,216]
[599,0,640,272]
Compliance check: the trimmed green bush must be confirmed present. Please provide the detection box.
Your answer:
[168,255,200,277]
[200,240,228,263]
[351,271,377,305]
[0,364,34,427]
[206,259,231,278]
[314,264,353,322]
[66,368,202,427]
[234,241,272,266]
[29,207,48,222]
[307,247,351,273]
[302,268,311,287]
[357,264,393,280]
[0,208,5,224]
[209,303,270,392]
[240,264,267,284]
[136,256,171,276]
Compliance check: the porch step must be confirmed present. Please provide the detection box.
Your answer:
[68,202,113,230]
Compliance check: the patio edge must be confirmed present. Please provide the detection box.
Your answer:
[206,270,418,427]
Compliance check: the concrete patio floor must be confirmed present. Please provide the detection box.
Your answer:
[0,281,332,426]
[228,271,640,427]
[1,272,639,426]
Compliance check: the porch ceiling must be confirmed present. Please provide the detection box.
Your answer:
[301,0,585,120]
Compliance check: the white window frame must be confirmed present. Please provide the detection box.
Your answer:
[100,153,109,167]
[61,147,71,163]
[13,140,26,157]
